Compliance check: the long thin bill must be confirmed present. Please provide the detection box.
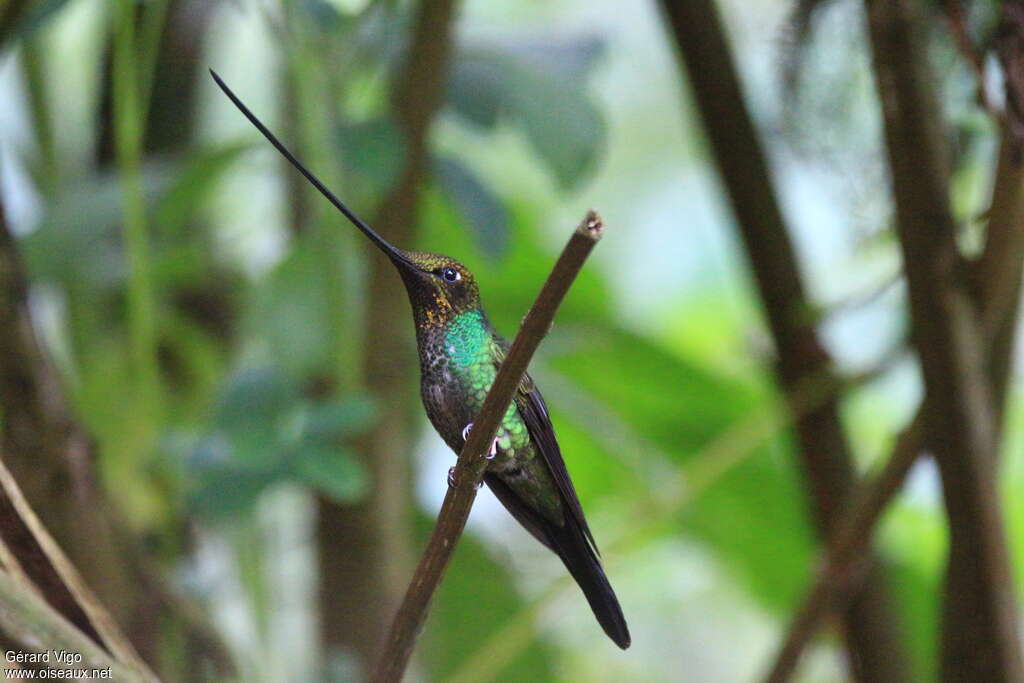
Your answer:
[210,69,412,266]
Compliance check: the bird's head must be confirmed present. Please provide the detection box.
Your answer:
[210,71,483,329]
[388,251,482,328]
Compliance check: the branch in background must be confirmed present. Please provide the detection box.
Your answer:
[979,16,1024,408]
[765,119,1024,683]
[0,196,139,635]
[0,569,148,682]
[0,456,155,679]
[864,1,1023,680]
[658,1,910,680]
[370,212,604,683]
[0,165,235,678]
[316,0,461,669]
[763,5,1024,676]
[763,416,922,683]
[0,0,32,47]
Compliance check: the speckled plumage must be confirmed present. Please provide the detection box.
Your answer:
[396,252,629,648]
[417,307,562,522]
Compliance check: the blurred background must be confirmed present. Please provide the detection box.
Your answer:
[0,0,1020,681]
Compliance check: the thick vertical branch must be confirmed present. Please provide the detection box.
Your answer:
[763,416,923,682]
[658,1,909,680]
[976,139,1024,418]
[764,130,1024,681]
[864,1,1023,680]
[316,0,460,670]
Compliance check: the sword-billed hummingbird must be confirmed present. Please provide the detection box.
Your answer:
[211,71,630,649]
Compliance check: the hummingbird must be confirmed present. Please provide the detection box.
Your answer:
[211,71,630,649]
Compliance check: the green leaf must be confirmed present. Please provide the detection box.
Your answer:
[214,367,298,432]
[506,36,605,84]
[447,53,508,129]
[153,141,252,236]
[335,117,406,194]
[299,0,344,31]
[190,463,285,520]
[433,155,508,259]
[0,0,72,49]
[22,165,171,289]
[447,46,606,189]
[549,326,816,611]
[300,395,378,443]
[507,67,605,190]
[291,446,368,502]
[247,236,338,378]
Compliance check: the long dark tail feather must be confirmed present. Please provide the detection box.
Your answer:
[484,474,630,648]
[547,517,631,649]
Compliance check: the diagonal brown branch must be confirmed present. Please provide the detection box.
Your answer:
[864,0,1023,680]
[763,415,922,683]
[0,194,159,672]
[369,212,605,683]
[0,568,146,681]
[658,1,910,680]
[764,124,1024,683]
[0,455,156,679]
[0,163,232,677]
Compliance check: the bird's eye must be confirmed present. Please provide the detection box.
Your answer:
[441,267,461,283]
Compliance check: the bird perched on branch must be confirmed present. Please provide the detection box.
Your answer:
[211,70,630,649]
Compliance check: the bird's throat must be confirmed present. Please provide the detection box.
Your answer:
[442,309,490,368]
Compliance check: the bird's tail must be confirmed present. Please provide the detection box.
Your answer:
[548,519,631,649]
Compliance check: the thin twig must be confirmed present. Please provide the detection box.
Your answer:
[369,212,604,683]
[0,569,143,681]
[0,456,157,681]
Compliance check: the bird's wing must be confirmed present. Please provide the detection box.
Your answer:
[491,337,598,553]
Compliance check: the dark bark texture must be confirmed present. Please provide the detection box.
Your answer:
[659,1,911,680]
[864,0,1023,680]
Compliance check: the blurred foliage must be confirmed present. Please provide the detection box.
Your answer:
[188,367,376,519]
[447,39,607,189]
[0,0,1019,681]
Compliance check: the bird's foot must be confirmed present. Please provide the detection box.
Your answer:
[461,422,499,460]
[447,466,484,489]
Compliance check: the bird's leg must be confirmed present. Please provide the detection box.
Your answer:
[461,422,499,459]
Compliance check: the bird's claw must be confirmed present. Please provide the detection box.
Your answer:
[447,466,483,489]
[461,422,499,460]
